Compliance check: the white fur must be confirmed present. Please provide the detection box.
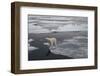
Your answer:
[45,37,57,48]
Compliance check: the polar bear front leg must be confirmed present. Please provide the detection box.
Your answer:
[54,38,57,48]
[49,39,53,49]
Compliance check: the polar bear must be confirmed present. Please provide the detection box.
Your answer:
[45,37,57,49]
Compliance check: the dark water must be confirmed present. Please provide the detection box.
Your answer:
[28,31,88,61]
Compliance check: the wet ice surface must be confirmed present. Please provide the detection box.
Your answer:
[50,35,88,58]
[28,31,88,59]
